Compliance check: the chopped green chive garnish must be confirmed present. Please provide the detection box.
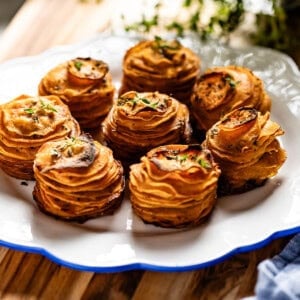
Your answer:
[150,101,159,109]
[61,137,78,151]
[198,158,211,169]
[141,98,151,104]
[24,108,35,114]
[40,100,57,112]
[164,152,212,168]
[179,154,188,163]
[74,61,83,71]
[224,76,237,88]
[118,95,166,111]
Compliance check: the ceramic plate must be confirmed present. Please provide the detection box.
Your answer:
[0,34,300,272]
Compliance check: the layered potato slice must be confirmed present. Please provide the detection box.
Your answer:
[101,91,192,165]
[203,107,286,195]
[38,57,115,130]
[129,144,220,228]
[190,65,271,132]
[0,94,80,180]
[33,134,125,222]
[119,37,201,105]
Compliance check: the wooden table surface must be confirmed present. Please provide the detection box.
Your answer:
[0,0,296,299]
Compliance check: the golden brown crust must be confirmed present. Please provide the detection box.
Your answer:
[119,38,200,105]
[101,91,192,166]
[203,107,286,195]
[0,94,80,180]
[38,57,115,130]
[33,134,125,222]
[129,144,220,228]
[190,65,271,132]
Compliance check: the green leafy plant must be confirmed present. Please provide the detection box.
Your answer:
[122,0,291,51]
[252,0,290,50]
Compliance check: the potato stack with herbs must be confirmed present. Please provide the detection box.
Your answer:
[33,133,125,222]
[0,94,80,180]
[38,57,115,131]
[119,37,201,105]
[203,107,286,195]
[101,91,192,166]
[129,144,220,228]
[190,65,271,132]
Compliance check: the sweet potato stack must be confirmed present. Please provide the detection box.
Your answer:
[129,144,220,228]
[39,57,115,131]
[190,65,271,132]
[102,91,192,166]
[119,37,200,105]
[33,133,125,222]
[0,94,80,180]
[203,107,286,195]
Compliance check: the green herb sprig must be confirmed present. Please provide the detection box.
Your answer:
[40,100,57,112]
[123,0,245,43]
[224,76,237,89]
[24,108,35,115]
[118,95,164,111]
[74,61,83,71]
[23,99,57,122]
[165,151,212,168]
[121,0,290,51]
[198,158,212,169]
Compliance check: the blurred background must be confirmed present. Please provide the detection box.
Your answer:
[0,0,299,65]
[0,0,25,43]
[118,0,300,66]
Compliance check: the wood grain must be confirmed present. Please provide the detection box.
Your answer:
[0,0,296,299]
[0,0,113,61]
